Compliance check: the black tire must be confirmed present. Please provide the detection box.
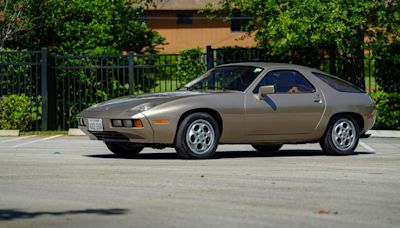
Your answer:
[320,115,360,155]
[105,142,144,158]
[251,144,283,153]
[175,112,220,159]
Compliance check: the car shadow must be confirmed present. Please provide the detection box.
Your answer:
[86,149,374,160]
[0,208,129,221]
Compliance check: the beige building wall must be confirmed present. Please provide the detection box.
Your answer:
[145,11,257,53]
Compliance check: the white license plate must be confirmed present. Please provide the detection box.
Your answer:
[88,118,103,132]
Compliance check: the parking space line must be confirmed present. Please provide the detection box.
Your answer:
[0,135,37,144]
[12,135,63,148]
[359,141,376,153]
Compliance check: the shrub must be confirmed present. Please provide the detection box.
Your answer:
[0,94,32,131]
[176,47,206,84]
[370,91,400,130]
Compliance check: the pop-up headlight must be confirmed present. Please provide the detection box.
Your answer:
[130,103,155,112]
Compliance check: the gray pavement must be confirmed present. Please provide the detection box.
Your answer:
[0,136,399,228]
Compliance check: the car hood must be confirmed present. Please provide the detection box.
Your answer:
[79,91,207,116]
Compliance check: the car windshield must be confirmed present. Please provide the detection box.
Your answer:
[181,66,264,92]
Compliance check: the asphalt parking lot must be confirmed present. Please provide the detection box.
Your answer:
[0,136,399,228]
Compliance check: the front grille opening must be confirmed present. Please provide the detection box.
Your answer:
[90,131,129,142]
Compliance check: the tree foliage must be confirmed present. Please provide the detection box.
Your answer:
[176,47,205,83]
[13,0,164,55]
[205,0,400,55]
[0,0,31,49]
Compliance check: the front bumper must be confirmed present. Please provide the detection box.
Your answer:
[78,113,154,143]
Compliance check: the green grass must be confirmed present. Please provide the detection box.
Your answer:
[364,76,379,92]
[153,79,181,93]
[20,130,68,136]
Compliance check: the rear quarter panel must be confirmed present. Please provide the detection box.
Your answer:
[301,70,376,134]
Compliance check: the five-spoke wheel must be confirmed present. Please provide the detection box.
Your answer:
[175,113,220,159]
[320,115,360,155]
[331,118,357,151]
[186,119,216,155]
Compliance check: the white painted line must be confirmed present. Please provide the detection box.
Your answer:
[368,130,400,138]
[359,141,376,153]
[12,135,63,148]
[0,135,37,144]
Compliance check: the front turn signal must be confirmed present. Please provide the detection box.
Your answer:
[152,119,170,124]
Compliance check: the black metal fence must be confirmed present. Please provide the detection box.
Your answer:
[52,53,182,129]
[0,45,399,130]
[0,49,46,130]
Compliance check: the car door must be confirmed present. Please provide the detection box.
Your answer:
[244,69,325,137]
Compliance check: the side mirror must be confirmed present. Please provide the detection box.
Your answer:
[257,85,275,100]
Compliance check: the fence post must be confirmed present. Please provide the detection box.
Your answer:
[329,46,337,75]
[40,48,48,130]
[47,53,57,130]
[128,52,134,95]
[206,45,213,70]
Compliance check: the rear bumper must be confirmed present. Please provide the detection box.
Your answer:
[363,109,377,133]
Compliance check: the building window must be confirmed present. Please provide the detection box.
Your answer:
[177,13,192,25]
[230,10,251,32]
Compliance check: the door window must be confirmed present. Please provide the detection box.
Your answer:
[253,70,315,93]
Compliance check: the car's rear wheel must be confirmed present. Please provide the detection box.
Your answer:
[175,113,220,159]
[320,115,360,155]
[251,144,283,153]
[105,142,144,158]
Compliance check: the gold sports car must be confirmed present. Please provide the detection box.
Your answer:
[77,63,376,159]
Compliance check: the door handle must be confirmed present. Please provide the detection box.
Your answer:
[313,95,322,103]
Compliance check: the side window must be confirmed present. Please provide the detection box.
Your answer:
[312,72,365,93]
[253,70,316,94]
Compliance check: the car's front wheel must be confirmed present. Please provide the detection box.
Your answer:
[252,144,283,153]
[175,113,220,159]
[320,115,360,155]
[105,142,144,158]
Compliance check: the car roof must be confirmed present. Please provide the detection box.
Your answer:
[217,62,314,71]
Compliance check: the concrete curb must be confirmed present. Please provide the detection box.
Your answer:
[68,128,86,136]
[0,130,20,136]
[367,130,400,138]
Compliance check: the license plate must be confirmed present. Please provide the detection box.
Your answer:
[88,118,103,132]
